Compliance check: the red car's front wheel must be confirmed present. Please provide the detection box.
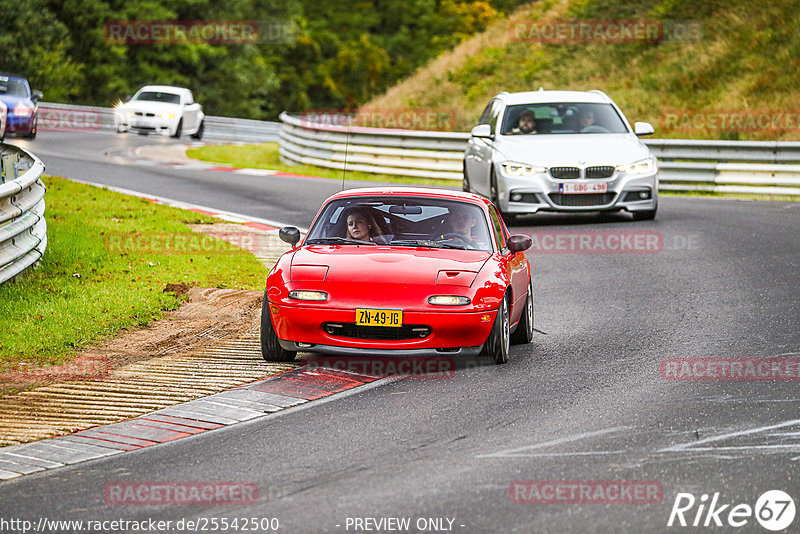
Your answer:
[481,295,510,364]
[260,299,297,362]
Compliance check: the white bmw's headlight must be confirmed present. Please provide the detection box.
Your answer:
[616,157,656,175]
[501,161,546,177]
[428,295,471,306]
[158,112,175,119]
[288,290,328,301]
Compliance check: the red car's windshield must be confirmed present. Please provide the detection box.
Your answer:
[305,196,494,252]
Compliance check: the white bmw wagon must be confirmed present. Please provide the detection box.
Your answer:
[463,90,658,221]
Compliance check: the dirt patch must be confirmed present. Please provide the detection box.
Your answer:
[163,282,194,297]
[0,287,265,396]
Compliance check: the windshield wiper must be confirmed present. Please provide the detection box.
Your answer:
[305,237,377,246]
[389,239,465,250]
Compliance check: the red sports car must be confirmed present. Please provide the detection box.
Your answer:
[261,187,533,365]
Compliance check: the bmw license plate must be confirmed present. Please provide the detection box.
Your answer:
[356,309,403,327]
[560,182,608,194]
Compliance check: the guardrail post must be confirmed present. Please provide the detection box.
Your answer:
[1,150,19,184]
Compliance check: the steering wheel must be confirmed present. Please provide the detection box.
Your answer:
[439,233,475,248]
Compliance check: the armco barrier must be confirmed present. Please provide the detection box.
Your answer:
[279,112,800,196]
[279,112,469,180]
[38,102,280,143]
[0,144,47,285]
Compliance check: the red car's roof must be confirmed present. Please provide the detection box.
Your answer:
[327,186,491,207]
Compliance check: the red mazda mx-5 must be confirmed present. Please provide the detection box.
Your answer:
[261,187,533,365]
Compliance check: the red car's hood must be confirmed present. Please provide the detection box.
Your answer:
[291,246,491,285]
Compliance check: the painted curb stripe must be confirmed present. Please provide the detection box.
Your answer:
[0,367,380,481]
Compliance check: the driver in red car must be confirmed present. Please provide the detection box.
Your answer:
[346,208,383,242]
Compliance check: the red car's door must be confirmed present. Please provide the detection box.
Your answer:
[487,205,530,324]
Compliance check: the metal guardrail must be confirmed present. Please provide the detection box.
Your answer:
[279,112,468,180]
[0,144,47,285]
[279,112,800,196]
[38,102,280,143]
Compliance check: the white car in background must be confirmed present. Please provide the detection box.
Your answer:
[114,85,204,139]
[464,90,658,221]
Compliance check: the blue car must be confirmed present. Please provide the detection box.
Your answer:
[0,73,42,139]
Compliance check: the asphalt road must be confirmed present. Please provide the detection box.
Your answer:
[1,131,800,533]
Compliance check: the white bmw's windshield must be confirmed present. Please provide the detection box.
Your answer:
[501,103,628,135]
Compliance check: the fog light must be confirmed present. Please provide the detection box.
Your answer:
[480,314,492,322]
[639,191,648,199]
[270,305,279,314]
[511,193,523,202]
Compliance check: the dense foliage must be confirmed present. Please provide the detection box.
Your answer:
[0,0,527,118]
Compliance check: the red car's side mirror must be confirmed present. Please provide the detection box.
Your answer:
[508,234,532,253]
[279,226,301,246]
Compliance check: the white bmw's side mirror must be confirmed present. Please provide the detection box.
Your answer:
[471,124,492,138]
[634,122,655,136]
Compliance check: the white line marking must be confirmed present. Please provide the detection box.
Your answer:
[674,444,800,452]
[484,450,629,458]
[476,426,632,458]
[659,418,800,452]
[233,168,277,176]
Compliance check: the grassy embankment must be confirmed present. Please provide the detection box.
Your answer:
[0,176,268,370]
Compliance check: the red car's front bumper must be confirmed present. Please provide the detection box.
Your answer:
[269,302,496,356]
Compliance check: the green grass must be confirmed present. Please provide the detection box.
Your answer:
[186,142,458,187]
[0,176,269,369]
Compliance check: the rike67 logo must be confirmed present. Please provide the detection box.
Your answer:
[668,490,795,531]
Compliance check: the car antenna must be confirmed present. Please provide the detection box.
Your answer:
[341,112,351,191]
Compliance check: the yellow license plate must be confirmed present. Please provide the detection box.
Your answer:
[356,308,403,327]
